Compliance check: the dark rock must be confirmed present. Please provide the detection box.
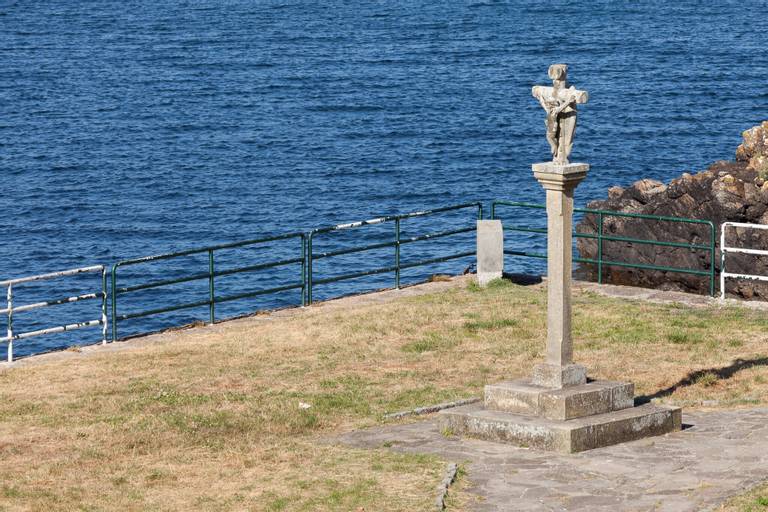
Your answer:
[576,122,768,299]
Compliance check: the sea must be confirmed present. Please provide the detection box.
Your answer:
[2,0,767,357]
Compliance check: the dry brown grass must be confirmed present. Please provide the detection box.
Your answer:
[1,277,767,511]
[718,482,768,512]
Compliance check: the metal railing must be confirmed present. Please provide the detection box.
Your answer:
[306,202,482,304]
[720,221,768,299]
[490,201,717,296]
[110,233,306,340]
[0,266,107,362]
[3,200,730,357]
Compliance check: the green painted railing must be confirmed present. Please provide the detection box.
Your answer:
[110,233,306,341]
[110,202,482,340]
[306,202,483,304]
[490,201,717,296]
[106,199,717,342]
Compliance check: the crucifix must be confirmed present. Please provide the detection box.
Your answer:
[532,64,588,165]
[437,65,681,452]
[530,64,590,388]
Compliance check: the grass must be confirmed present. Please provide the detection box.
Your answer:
[719,482,768,511]
[1,276,768,510]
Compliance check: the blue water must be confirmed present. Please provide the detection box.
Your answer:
[2,1,767,357]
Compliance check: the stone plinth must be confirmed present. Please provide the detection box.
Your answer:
[484,379,634,421]
[438,377,681,453]
[438,402,681,454]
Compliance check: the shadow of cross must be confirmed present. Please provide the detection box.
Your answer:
[636,357,768,404]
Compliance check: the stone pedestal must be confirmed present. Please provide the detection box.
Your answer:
[476,220,504,286]
[439,162,682,453]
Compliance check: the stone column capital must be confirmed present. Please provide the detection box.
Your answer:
[532,162,589,192]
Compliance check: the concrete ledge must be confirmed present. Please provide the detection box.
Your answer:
[438,403,681,453]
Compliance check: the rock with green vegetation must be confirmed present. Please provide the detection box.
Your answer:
[576,120,768,300]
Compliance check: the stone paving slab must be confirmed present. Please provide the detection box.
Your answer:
[336,408,768,511]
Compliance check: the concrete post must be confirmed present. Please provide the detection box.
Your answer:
[476,220,504,286]
[531,162,589,388]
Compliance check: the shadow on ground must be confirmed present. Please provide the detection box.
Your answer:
[636,357,768,404]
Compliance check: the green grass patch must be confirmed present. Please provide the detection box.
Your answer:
[463,318,518,332]
[401,332,458,353]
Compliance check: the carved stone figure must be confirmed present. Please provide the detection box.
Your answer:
[532,64,588,165]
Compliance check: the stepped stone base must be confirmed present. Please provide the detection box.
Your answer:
[438,402,682,453]
[485,379,634,421]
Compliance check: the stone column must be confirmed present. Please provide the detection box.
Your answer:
[531,162,589,388]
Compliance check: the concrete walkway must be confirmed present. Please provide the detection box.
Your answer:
[338,408,768,511]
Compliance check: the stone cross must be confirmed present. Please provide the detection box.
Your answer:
[530,64,589,388]
[532,64,588,165]
[437,66,681,453]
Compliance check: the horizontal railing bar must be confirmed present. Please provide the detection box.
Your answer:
[119,281,305,320]
[311,202,481,235]
[117,299,212,320]
[0,265,104,287]
[493,200,714,226]
[0,292,103,315]
[312,240,396,260]
[117,271,211,293]
[214,257,305,279]
[505,227,711,251]
[312,265,398,285]
[399,226,476,244]
[578,258,712,276]
[398,250,475,270]
[723,222,768,230]
[721,272,768,282]
[214,282,304,304]
[311,226,477,261]
[117,257,305,293]
[580,233,711,251]
[504,249,547,259]
[504,226,548,234]
[115,232,305,267]
[505,250,711,277]
[0,319,103,342]
[722,247,768,256]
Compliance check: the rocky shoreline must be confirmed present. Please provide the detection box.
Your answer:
[576,121,768,299]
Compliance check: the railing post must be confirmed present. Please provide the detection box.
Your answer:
[478,203,483,220]
[709,222,716,297]
[395,218,401,289]
[307,234,314,305]
[720,223,726,299]
[301,235,307,306]
[111,265,118,341]
[7,284,13,363]
[597,212,604,285]
[101,267,108,344]
[208,249,215,324]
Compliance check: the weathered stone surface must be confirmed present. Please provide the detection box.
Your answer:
[576,120,768,300]
[337,408,768,511]
[484,379,543,416]
[531,64,588,165]
[437,403,681,453]
[476,220,504,286]
[531,362,587,388]
[538,380,634,421]
[485,379,634,420]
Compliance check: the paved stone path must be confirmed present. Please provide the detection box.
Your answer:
[338,408,768,511]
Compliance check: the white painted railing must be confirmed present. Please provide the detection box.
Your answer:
[720,222,768,299]
[0,266,108,362]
